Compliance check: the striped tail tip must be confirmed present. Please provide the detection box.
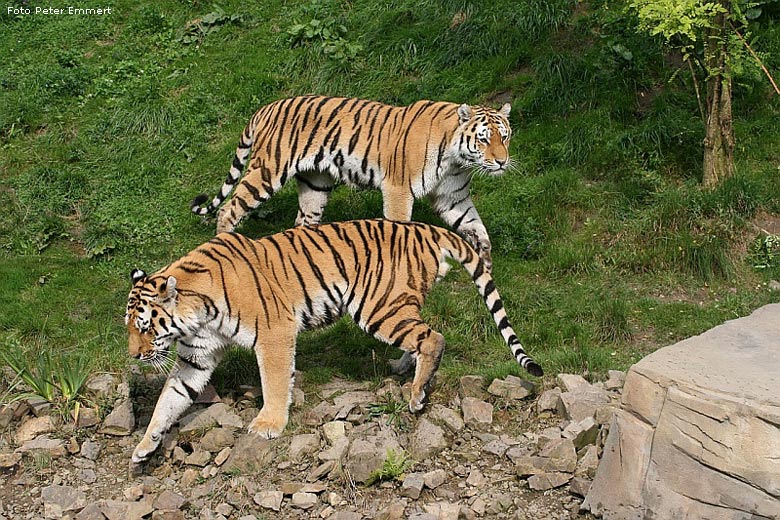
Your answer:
[525,361,544,377]
[190,194,212,215]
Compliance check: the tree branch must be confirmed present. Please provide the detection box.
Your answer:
[730,21,780,96]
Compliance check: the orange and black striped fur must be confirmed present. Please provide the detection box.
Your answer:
[126,220,541,464]
[191,95,513,271]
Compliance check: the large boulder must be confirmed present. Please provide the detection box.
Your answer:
[583,303,780,520]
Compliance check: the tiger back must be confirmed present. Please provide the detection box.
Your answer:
[191,95,513,270]
[126,219,541,464]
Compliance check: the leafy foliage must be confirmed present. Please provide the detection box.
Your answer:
[366,449,414,486]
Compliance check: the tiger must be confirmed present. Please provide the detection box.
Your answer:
[126,219,542,465]
[190,95,513,272]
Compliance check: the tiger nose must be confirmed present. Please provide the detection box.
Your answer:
[132,352,142,359]
[496,159,506,168]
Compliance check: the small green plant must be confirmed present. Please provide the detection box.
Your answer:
[367,395,407,428]
[178,7,243,45]
[0,341,56,403]
[365,449,414,486]
[287,15,362,63]
[750,234,780,269]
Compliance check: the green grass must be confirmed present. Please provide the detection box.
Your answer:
[1,0,779,394]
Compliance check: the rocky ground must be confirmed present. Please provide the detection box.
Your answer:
[0,367,626,520]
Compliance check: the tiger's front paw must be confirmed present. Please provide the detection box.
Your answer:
[131,434,161,464]
[248,409,288,439]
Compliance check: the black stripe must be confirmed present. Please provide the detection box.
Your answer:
[181,381,200,401]
[498,316,510,330]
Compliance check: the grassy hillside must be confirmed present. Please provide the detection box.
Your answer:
[1,0,779,392]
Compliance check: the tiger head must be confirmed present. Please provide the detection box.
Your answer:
[126,269,181,369]
[455,103,512,174]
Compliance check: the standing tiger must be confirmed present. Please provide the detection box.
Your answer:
[126,219,542,464]
[190,95,513,271]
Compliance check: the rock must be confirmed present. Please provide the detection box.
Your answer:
[16,435,67,457]
[569,476,592,497]
[16,415,56,443]
[289,433,320,461]
[0,452,22,468]
[768,279,780,291]
[604,370,626,390]
[536,388,562,414]
[461,397,493,428]
[180,403,242,434]
[80,439,101,461]
[86,373,117,397]
[78,468,97,484]
[483,438,509,457]
[540,438,578,471]
[458,375,487,399]
[123,484,143,501]
[291,492,317,509]
[42,484,87,518]
[557,386,610,422]
[376,500,407,520]
[318,436,350,461]
[322,421,347,444]
[528,472,572,490]
[423,469,447,489]
[214,447,231,466]
[333,391,374,411]
[575,445,599,479]
[423,502,461,520]
[75,407,100,428]
[427,404,464,433]
[343,431,401,483]
[409,418,448,460]
[179,468,199,487]
[185,448,211,467]
[101,499,154,520]
[400,473,425,499]
[254,490,283,511]
[466,469,486,487]
[537,426,562,449]
[308,460,336,482]
[221,434,274,473]
[99,399,135,436]
[328,513,361,520]
[154,490,187,511]
[199,428,235,453]
[555,374,590,392]
[487,376,534,400]
[75,502,105,520]
[27,396,52,416]
[584,304,780,520]
[0,403,16,428]
[194,384,221,404]
[561,417,598,449]
[304,401,340,426]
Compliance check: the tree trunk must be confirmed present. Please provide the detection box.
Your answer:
[702,1,735,188]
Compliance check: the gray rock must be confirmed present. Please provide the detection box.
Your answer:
[318,436,350,461]
[540,438,578,470]
[99,399,135,436]
[483,438,509,457]
[101,499,154,520]
[409,418,447,460]
[344,430,402,483]
[487,376,534,400]
[199,428,235,453]
[308,460,336,482]
[515,455,574,476]
[536,388,562,414]
[569,476,592,497]
[85,373,116,398]
[328,513,362,520]
[16,415,56,443]
[466,469,486,487]
[78,468,97,484]
[289,433,320,461]
[79,439,101,461]
[400,473,425,499]
[253,491,283,512]
[768,279,780,291]
[427,404,464,432]
[75,407,100,428]
[153,490,187,511]
[376,500,407,520]
[16,434,67,457]
[180,403,241,434]
[557,386,610,422]
[42,484,87,518]
[423,469,447,489]
[185,448,211,467]
[303,401,339,426]
[604,370,626,390]
[562,417,599,449]
[221,434,274,473]
[290,492,317,509]
[584,303,780,520]
[214,447,231,466]
[555,374,590,392]
[322,421,347,443]
[528,472,572,490]
[75,502,105,520]
[0,453,22,468]
[333,391,374,410]
[575,445,599,479]
[423,502,461,520]
[461,397,493,428]
[459,375,487,399]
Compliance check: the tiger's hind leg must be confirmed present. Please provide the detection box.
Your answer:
[294,171,334,226]
[216,163,289,233]
[249,329,297,439]
[368,313,445,412]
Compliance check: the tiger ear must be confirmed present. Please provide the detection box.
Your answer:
[130,269,146,284]
[499,103,511,118]
[159,275,178,302]
[457,104,472,124]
